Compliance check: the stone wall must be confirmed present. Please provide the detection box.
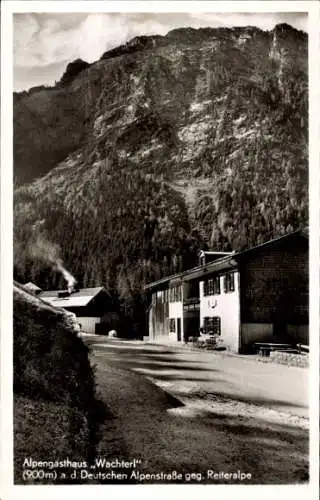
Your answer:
[266,351,309,367]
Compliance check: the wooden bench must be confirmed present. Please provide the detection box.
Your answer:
[254,342,293,357]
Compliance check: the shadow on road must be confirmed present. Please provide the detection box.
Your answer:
[92,347,307,413]
[87,343,309,485]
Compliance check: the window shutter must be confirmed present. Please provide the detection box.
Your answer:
[215,276,221,295]
[230,272,235,292]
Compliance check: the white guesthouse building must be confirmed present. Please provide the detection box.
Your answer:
[145,230,308,353]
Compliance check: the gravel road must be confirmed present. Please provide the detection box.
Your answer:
[85,337,309,484]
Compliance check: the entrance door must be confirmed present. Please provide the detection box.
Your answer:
[177,318,181,341]
[184,316,200,340]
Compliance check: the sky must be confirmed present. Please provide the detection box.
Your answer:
[14,12,308,91]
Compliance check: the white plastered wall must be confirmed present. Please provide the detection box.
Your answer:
[168,301,184,341]
[199,272,240,352]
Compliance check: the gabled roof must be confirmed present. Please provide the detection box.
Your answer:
[39,287,105,308]
[144,228,308,291]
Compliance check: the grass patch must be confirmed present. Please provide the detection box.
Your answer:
[14,395,90,484]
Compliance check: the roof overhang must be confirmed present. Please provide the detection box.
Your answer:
[144,256,237,291]
[144,273,184,291]
[183,258,237,281]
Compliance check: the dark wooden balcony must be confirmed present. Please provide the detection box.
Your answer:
[183,297,200,311]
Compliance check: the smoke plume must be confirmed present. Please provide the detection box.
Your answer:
[56,259,77,291]
[29,234,77,290]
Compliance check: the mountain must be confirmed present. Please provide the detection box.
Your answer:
[13,24,308,335]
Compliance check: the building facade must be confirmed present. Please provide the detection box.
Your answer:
[145,230,308,353]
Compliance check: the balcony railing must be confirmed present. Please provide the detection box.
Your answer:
[183,297,200,305]
[183,297,200,311]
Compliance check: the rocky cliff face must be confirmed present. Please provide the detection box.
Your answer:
[14,24,308,309]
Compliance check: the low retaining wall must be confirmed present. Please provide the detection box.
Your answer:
[265,351,309,368]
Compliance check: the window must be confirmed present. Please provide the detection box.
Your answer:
[203,317,221,335]
[169,318,176,332]
[169,284,182,302]
[203,276,220,296]
[224,272,235,293]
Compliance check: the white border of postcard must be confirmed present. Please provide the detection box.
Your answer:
[1,2,319,500]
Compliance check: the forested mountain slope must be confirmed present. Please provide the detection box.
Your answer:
[14,24,308,334]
